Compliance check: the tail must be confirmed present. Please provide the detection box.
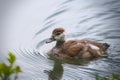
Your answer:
[103,43,110,51]
[104,43,110,48]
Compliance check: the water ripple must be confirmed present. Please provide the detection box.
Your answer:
[2,0,120,80]
[44,9,68,21]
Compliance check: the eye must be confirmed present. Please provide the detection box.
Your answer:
[56,32,61,35]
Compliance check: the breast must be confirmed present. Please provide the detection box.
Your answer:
[49,47,60,55]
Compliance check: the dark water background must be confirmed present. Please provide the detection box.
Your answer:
[0,0,120,80]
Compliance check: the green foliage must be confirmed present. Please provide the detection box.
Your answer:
[95,73,99,80]
[0,52,22,80]
[96,73,120,80]
[111,74,120,80]
[7,52,16,65]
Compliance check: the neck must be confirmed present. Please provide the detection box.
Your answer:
[55,40,65,47]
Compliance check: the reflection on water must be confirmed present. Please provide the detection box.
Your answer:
[44,60,63,80]
[0,0,120,80]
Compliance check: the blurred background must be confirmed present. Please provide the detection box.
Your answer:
[0,0,120,80]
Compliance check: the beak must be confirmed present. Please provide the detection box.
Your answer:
[46,36,55,43]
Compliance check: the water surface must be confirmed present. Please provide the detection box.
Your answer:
[0,0,120,80]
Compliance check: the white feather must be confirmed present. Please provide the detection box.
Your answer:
[88,44,99,50]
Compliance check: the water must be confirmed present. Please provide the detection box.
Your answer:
[0,0,120,80]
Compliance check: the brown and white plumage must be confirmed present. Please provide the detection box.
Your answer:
[46,28,110,59]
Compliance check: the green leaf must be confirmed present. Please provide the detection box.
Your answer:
[10,68,16,75]
[95,74,99,80]
[0,63,11,76]
[15,66,22,73]
[112,74,120,79]
[0,52,22,80]
[8,52,16,65]
[10,66,22,75]
[0,63,3,77]
[103,77,109,80]
[0,63,4,70]
[2,64,11,75]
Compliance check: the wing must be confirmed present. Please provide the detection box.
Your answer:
[62,40,84,57]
